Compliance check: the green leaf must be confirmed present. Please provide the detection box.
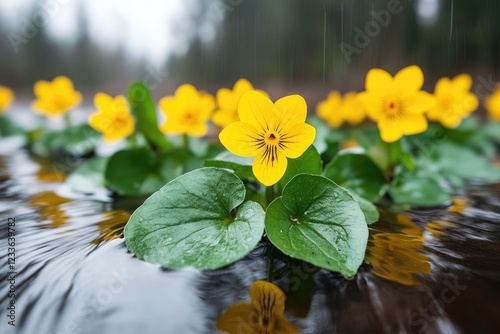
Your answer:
[0,116,24,137]
[265,174,368,277]
[434,143,500,182]
[159,148,203,182]
[33,124,100,156]
[348,191,379,225]
[278,145,322,189]
[203,151,254,180]
[390,174,451,207]
[105,147,158,196]
[323,149,386,202]
[484,121,500,143]
[127,82,171,149]
[67,156,108,193]
[124,168,265,269]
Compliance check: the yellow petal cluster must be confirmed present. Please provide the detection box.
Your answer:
[0,86,14,113]
[213,78,268,128]
[219,91,316,186]
[485,85,500,121]
[32,76,82,117]
[216,280,301,334]
[159,84,215,137]
[317,91,365,127]
[357,65,436,143]
[427,74,478,128]
[89,93,135,142]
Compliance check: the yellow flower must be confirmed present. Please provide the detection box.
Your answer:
[0,86,14,113]
[366,214,431,286]
[32,76,82,117]
[484,85,500,121]
[219,91,316,186]
[159,84,215,137]
[216,280,301,334]
[427,74,478,128]
[89,93,135,142]
[317,91,365,127]
[213,78,268,128]
[357,65,436,143]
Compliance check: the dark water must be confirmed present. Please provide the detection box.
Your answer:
[1,150,500,334]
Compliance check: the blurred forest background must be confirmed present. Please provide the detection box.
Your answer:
[1,0,500,105]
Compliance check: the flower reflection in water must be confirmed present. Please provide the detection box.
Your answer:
[366,214,431,286]
[29,191,70,228]
[92,210,130,245]
[216,280,301,334]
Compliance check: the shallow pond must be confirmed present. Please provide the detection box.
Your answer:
[1,150,500,334]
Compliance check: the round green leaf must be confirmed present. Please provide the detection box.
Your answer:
[203,151,254,180]
[348,191,379,225]
[278,145,322,188]
[265,174,368,277]
[105,148,157,196]
[323,149,386,202]
[124,168,265,269]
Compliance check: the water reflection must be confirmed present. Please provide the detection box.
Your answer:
[1,150,500,333]
[366,214,431,286]
[216,280,300,334]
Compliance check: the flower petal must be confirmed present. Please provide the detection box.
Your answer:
[452,74,472,91]
[394,65,424,95]
[216,88,235,110]
[233,78,253,95]
[380,114,428,142]
[366,68,394,95]
[238,90,276,132]
[186,123,208,137]
[249,280,286,316]
[33,80,50,97]
[219,121,260,157]
[215,303,256,333]
[53,76,74,91]
[434,77,451,95]
[253,146,288,186]
[357,92,382,120]
[94,93,113,111]
[275,94,308,126]
[403,91,436,114]
[279,123,316,159]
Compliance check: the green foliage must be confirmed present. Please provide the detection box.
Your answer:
[67,156,108,193]
[265,174,368,277]
[278,145,322,189]
[323,149,386,202]
[32,124,100,157]
[203,151,254,180]
[124,168,265,269]
[127,82,171,149]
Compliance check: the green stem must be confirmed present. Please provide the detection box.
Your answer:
[266,185,275,207]
[127,131,138,148]
[63,113,72,128]
[182,133,190,150]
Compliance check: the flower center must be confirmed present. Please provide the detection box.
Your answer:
[52,95,68,110]
[384,98,400,116]
[184,111,196,123]
[265,132,279,145]
[441,95,455,111]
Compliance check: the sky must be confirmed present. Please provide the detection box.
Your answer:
[0,0,221,66]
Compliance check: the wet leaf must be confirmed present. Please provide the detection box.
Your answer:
[124,168,265,269]
[278,145,322,189]
[323,149,386,202]
[203,151,254,180]
[265,174,368,277]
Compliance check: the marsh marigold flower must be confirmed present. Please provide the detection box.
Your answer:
[427,74,478,128]
[357,65,436,143]
[216,280,300,334]
[213,78,268,128]
[317,91,366,127]
[484,85,500,121]
[219,91,316,186]
[0,86,14,113]
[32,76,82,117]
[89,93,135,142]
[159,84,215,137]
